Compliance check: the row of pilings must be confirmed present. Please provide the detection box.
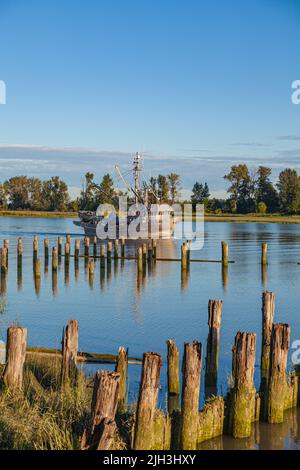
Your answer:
[1,291,298,450]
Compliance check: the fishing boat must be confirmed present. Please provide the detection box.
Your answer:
[73,153,176,239]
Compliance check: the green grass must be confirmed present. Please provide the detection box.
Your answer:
[0,210,77,219]
[0,355,133,450]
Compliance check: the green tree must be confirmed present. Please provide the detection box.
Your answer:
[95,174,116,206]
[191,182,210,209]
[80,172,95,210]
[257,201,267,214]
[42,176,70,211]
[255,166,278,213]
[224,164,256,213]
[27,177,43,210]
[157,175,170,203]
[167,173,181,204]
[4,176,30,209]
[277,168,300,213]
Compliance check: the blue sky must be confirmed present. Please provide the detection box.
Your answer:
[0,0,300,198]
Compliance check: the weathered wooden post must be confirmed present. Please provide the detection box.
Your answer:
[84,236,90,258]
[114,239,119,260]
[181,243,187,271]
[261,291,275,385]
[3,239,9,251]
[17,237,22,268]
[93,236,97,257]
[100,244,105,269]
[65,241,70,264]
[137,247,143,274]
[228,331,256,438]
[152,239,157,260]
[74,239,80,260]
[266,323,290,423]
[186,240,191,264]
[1,247,7,274]
[58,236,63,257]
[121,238,125,259]
[52,246,58,272]
[221,241,228,267]
[34,257,41,278]
[33,236,38,262]
[142,243,147,269]
[166,339,180,413]
[115,346,128,413]
[3,326,27,390]
[89,258,95,282]
[261,242,268,266]
[66,233,71,245]
[61,319,79,384]
[81,371,120,450]
[44,238,49,261]
[107,241,112,265]
[133,352,162,450]
[205,299,223,397]
[180,341,202,450]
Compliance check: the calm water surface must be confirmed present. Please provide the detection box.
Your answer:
[1,217,300,450]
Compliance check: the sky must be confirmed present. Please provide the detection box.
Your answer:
[0,0,300,199]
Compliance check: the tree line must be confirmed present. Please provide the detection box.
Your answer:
[191,165,300,214]
[0,165,299,214]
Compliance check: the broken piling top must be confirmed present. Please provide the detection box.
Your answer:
[221,241,228,266]
[232,331,256,387]
[208,299,223,329]
[3,325,27,390]
[261,242,268,265]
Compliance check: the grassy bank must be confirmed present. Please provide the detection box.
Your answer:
[0,210,78,219]
[0,355,131,450]
[203,213,300,224]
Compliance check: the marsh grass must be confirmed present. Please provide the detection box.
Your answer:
[0,356,91,449]
[0,356,134,450]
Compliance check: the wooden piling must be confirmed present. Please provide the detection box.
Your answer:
[34,258,41,278]
[44,238,49,260]
[100,244,105,269]
[3,239,9,250]
[33,236,38,262]
[186,240,191,264]
[58,236,63,257]
[180,341,202,450]
[181,243,187,271]
[66,233,71,244]
[115,346,128,413]
[3,326,27,390]
[228,331,256,438]
[81,370,120,450]
[84,237,90,258]
[121,238,125,258]
[114,239,119,260]
[89,258,95,277]
[93,236,97,257]
[52,246,58,272]
[133,352,162,450]
[137,247,143,273]
[1,247,7,274]
[205,299,223,397]
[17,238,22,256]
[107,241,112,264]
[261,242,268,265]
[142,243,147,268]
[74,239,80,260]
[266,323,290,423]
[61,319,79,384]
[221,241,228,267]
[261,291,275,383]
[152,240,157,260]
[166,339,180,413]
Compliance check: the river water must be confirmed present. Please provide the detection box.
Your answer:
[1,216,300,449]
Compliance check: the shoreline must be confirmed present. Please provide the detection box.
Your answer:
[1,210,300,224]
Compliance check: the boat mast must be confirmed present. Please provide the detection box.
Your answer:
[133,152,142,204]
